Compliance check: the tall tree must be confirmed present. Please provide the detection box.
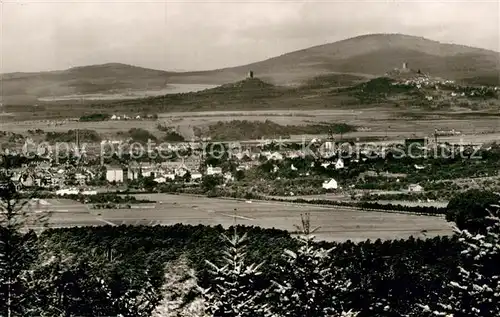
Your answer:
[0,167,45,316]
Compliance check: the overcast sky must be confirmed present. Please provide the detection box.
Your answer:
[1,0,498,73]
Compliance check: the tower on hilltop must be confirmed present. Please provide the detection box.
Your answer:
[247,70,254,79]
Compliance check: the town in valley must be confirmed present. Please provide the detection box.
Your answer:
[1,1,499,316]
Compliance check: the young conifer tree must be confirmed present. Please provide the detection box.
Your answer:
[270,213,358,317]
[198,225,272,317]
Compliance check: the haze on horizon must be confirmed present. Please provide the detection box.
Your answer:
[1,0,498,74]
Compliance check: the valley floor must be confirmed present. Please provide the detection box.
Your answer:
[32,193,453,242]
[2,108,499,144]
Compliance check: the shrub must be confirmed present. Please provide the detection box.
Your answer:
[163,131,185,142]
[128,128,157,143]
[79,113,111,122]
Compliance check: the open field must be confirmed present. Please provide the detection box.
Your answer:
[2,109,500,144]
[154,109,500,139]
[1,119,158,136]
[30,194,453,242]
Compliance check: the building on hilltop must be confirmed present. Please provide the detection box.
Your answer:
[399,61,411,73]
[247,70,254,78]
[386,61,417,77]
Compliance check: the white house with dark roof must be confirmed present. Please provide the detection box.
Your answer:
[322,179,338,190]
[335,158,345,169]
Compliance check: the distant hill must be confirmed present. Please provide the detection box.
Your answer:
[1,33,498,104]
[197,33,499,85]
[199,77,282,99]
[115,77,288,112]
[0,63,174,104]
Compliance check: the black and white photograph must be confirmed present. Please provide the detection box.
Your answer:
[0,0,499,316]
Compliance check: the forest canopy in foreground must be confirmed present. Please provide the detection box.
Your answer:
[1,164,499,316]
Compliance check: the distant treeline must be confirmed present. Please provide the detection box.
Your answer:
[264,196,447,216]
[79,113,111,122]
[195,120,356,141]
[45,129,101,143]
[34,192,154,204]
[357,201,446,215]
[118,128,157,143]
[27,129,45,135]
[64,193,154,205]
[79,113,159,122]
[156,124,186,142]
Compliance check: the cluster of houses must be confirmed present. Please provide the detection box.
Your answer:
[10,135,483,196]
[9,161,97,188]
[10,137,424,185]
[109,114,157,121]
[105,160,202,183]
[447,86,498,98]
[97,144,352,187]
[110,114,141,121]
[434,128,462,136]
[392,74,498,100]
[105,160,238,184]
